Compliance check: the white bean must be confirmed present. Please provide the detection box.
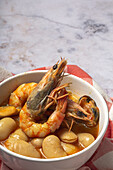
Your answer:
[61,142,79,155]
[10,128,28,141]
[77,133,95,147]
[5,138,41,158]
[0,106,19,118]
[58,128,77,143]
[0,117,16,141]
[42,135,67,158]
[31,138,44,148]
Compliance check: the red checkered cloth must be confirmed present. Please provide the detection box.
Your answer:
[0,65,113,170]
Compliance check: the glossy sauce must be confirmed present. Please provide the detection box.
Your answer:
[0,92,99,158]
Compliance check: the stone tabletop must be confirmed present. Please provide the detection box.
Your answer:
[0,0,113,98]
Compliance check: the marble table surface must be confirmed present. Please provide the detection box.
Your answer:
[0,0,113,98]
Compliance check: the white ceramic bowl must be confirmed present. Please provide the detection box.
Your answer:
[0,70,109,170]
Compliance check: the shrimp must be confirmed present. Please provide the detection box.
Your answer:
[11,58,67,137]
[19,86,68,137]
[9,83,37,109]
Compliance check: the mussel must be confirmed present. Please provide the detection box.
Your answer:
[66,95,99,127]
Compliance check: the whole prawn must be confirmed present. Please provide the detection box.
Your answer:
[19,58,68,137]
